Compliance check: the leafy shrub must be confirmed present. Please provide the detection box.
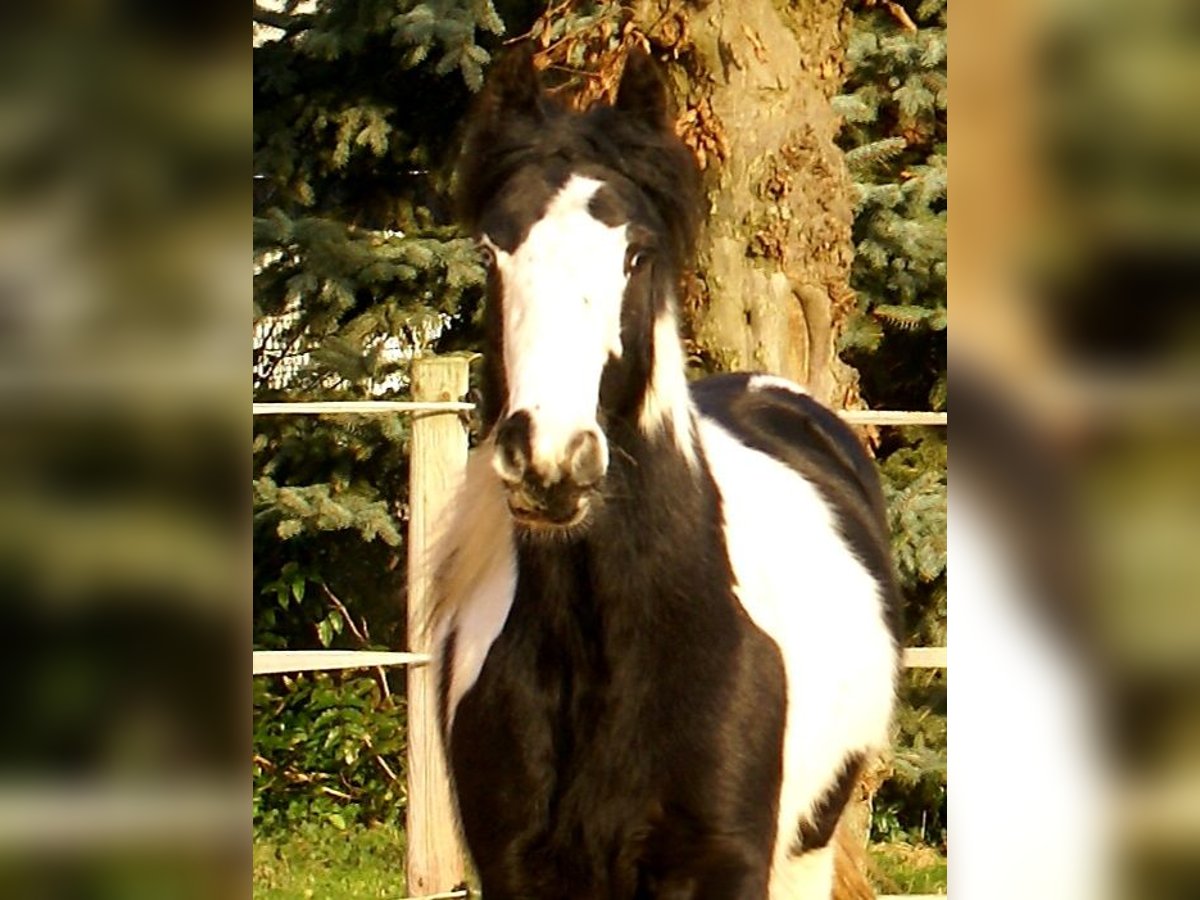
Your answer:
[873,669,947,848]
[253,671,407,834]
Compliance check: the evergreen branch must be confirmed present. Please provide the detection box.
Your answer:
[253,4,314,35]
[254,330,302,394]
[254,311,315,394]
[845,137,908,176]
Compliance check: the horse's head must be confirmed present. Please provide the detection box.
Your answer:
[458,49,701,533]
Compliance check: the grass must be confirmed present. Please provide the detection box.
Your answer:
[254,821,409,900]
[254,821,946,899]
[870,840,948,895]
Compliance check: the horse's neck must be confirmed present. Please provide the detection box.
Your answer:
[429,416,717,641]
[518,416,719,608]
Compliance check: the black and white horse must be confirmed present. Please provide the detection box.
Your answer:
[429,49,901,900]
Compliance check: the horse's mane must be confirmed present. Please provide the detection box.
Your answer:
[424,437,513,635]
[456,49,702,272]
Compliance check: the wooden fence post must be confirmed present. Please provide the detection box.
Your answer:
[406,355,470,894]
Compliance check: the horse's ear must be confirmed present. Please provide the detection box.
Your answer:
[615,49,670,127]
[481,44,544,122]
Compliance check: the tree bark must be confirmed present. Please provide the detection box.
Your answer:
[641,0,862,408]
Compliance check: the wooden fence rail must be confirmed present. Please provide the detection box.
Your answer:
[253,400,475,415]
[253,399,947,428]
[252,646,949,676]
[253,356,950,898]
[251,650,431,675]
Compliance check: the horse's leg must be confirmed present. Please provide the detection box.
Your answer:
[768,845,835,899]
[473,859,562,900]
[692,871,771,900]
[690,852,772,900]
[645,838,772,900]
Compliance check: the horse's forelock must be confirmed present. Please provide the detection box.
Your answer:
[457,55,701,269]
[587,108,701,271]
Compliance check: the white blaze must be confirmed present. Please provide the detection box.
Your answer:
[492,175,629,473]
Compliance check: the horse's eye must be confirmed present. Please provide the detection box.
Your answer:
[626,247,652,274]
[477,240,497,268]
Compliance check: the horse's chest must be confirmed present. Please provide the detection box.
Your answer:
[450,601,692,795]
[446,615,665,885]
[445,578,760,861]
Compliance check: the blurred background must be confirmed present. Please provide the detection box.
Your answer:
[953,0,1200,897]
[0,3,247,898]
[0,0,1195,897]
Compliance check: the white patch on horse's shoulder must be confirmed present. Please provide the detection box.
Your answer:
[429,442,518,733]
[748,374,809,395]
[696,416,896,872]
[638,309,699,470]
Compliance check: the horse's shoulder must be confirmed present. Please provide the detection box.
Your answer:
[691,373,898,603]
[691,374,882,511]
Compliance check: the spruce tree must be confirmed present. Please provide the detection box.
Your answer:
[252,0,505,832]
[835,0,948,851]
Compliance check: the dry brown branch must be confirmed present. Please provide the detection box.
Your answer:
[321,584,368,644]
[321,583,393,702]
[373,752,402,786]
[880,0,919,33]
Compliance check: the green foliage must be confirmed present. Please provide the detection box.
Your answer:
[874,428,946,846]
[252,411,411,647]
[253,673,407,834]
[837,0,947,413]
[870,840,948,894]
[253,0,512,840]
[254,820,410,900]
[873,669,947,848]
[253,216,486,392]
[252,412,415,831]
[253,0,500,395]
[255,477,404,545]
[881,429,947,604]
[838,1,948,849]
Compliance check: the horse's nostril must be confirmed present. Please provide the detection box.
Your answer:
[566,429,607,487]
[493,413,532,484]
[494,442,526,484]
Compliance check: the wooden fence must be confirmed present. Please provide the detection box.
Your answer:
[253,354,950,899]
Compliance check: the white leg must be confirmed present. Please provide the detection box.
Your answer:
[770,845,835,899]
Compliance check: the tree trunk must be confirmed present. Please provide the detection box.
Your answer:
[639,0,862,408]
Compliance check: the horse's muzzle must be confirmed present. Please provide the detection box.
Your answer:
[492,411,606,529]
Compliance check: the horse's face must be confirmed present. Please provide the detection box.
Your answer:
[460,50,699,534]
[478,167,664,531]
